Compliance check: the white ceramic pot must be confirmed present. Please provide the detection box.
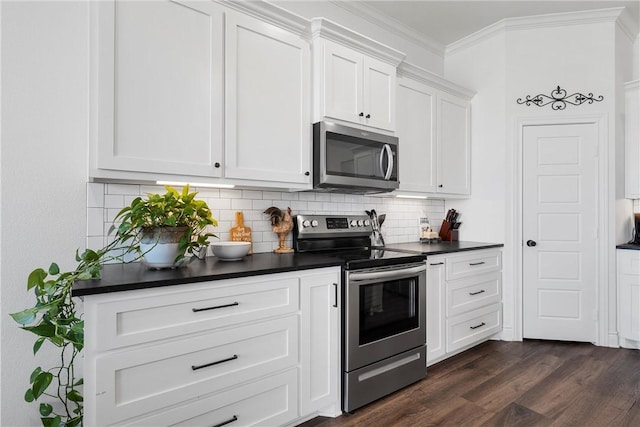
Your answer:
[140,227,188,268]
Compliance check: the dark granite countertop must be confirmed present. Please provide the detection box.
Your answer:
[617,243,640,250]
[72,252,343,297]
[384,241,504,255]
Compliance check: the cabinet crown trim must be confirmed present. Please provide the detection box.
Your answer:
[398,62,476,100]
[216,0,311,37]
[310,17,406,66]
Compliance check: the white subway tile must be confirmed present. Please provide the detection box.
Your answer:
[104,194,124,209]
[107,183,141,195]
[87,183,104,208]
[220,189,242,199]
[231,199,253,210]
[242,190,263,199]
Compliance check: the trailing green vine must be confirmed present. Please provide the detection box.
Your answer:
[10,185,216,427]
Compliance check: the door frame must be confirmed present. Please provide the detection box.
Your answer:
[510,114,610,346]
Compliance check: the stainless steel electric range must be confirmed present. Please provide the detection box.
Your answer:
[293,214,427,413]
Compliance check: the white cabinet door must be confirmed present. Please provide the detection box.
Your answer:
[618,250,640,345]
[363,57,396,131]
[625,81,640,199]
[426,257,446,365]
[321,40,396,131]
[397,77,436,193]
[225,12,311,184]
[95,0,224,177]
[437,94,471,195]
[323,41,363,125]
[300,271,341,417]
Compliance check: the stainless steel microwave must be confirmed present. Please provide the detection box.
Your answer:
[313,122,399,194]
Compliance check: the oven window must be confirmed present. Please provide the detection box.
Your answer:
[358,277,419,345]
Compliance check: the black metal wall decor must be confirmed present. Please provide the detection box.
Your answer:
[517,85,604,110]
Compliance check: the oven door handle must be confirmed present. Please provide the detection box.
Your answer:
[348,264,425,282]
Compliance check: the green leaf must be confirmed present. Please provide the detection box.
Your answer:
[33,337,45,355]
[48,263,60,276]
[24,388,35,403]
[32,371,53,399]
[39,403,53,416]
[27,269,47,290]
[77,271,92,280]
[23,324,56,338]
[67,389,83,402]
[10,308,37,325]
[66,416,82,427]
[73,378,84,386]
[41,415,62,427]
[30,367,43,383]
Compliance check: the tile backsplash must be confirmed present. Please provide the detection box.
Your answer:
[86,183,445,255]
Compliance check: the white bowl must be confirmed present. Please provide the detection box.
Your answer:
[211,241,251,261]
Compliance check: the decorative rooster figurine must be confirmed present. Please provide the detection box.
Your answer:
[263,206,294,253]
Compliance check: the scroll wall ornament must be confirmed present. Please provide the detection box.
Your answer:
[517,85,604,110]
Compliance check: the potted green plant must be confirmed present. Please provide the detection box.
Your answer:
[113,185,218,267]
[10,185,217,426]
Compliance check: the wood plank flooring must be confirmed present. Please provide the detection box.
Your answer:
[300,340,640,427]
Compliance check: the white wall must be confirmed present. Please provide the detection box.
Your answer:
[1,2,89,425]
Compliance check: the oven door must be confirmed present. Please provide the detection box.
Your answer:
[344,262,426,372]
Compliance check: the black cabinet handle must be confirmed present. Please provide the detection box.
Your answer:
[214,162,221,168]
[192,354,238,371]
[304,171,310,176]
[430,262,444,266]
[527,240,537,247]
[359,112,364,117]
[469,261,485,266]
[365,114,371,119]
[470,322,486,330]
[192,302,239,313]
[212,415,238,427]
[469,289,485,296]
[333,283,338,308]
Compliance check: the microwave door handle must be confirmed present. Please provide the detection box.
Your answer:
[383,144,393,180]
[379,146,386,178]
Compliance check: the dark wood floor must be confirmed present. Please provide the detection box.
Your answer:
[301,340,640,427]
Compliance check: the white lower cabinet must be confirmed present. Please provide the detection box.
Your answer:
[84,267,341,426]
[617,249,640,349]
[427,249,503,366]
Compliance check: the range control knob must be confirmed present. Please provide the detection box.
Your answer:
[357,220,364,227]
[364,219,371,226]
[311,220,319,227]
[350,220,358,227]
[302,219,311,228]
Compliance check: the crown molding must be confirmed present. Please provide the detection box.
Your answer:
[310,17,406,66]
[447,7,637,56]
[328,0,445,58]
[398,62,475,100]
[218,0,311,37]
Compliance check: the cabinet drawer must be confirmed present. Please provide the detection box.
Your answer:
[446,272,501,317]
[446,249,501,281]
[126,369,298,427]
[87,275,299,351]
[94,316,298,425]
[446,303,502,353]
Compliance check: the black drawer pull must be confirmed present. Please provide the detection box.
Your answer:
[192,354,238,371]
[212,415,238,427]
[333,283,338,308]
[469,261,485,266]
[469,289,485,296]
[192,302,239,312]
[430,262,444,266]
[470,322,486,330]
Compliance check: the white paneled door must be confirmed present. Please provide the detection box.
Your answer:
[523,123,597,342]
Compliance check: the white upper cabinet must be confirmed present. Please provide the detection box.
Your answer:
[93,0,224,178]
[397,77,437,193]
[396,64,474,197]
[625,80,640,199]
[311,19,404,132]
[224,12,311,184]
[91,0,312,189]
[437,93,471,195]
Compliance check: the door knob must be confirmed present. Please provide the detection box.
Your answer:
[526,240,537,247]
